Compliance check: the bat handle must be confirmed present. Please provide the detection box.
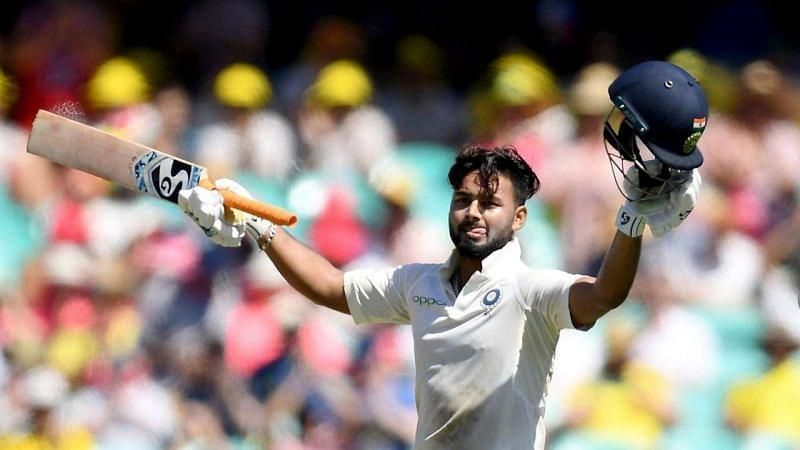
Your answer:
[199,179,297,226]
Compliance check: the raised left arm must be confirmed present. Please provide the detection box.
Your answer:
[568,168,700,329]
[568,231,641,329]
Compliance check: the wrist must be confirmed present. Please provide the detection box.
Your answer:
[245,216,277,251]
[616,203,646,238]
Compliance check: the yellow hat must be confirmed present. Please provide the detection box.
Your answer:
[668,48,709,81]
[668,48,737,113]
[568,62,620,116]
[47,329,98,379]
[214,63,272,109]
[490,52,559,106]
[0,69,19,110]
[307,60,372,107]
[86,57,150,109]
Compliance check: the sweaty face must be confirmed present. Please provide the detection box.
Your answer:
[448,171,525,260]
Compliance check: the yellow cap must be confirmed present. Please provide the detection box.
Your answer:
[214,63,272,109]
[490,52,559,106]
[86,57,150,109]
[668,48,738,113]
[568,62,620,116]
[0,69,18,110]
[47,330,98,379]
[307,60,372,107]
[668,48,709,81]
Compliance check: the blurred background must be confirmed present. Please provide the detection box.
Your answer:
[1,1,800,449]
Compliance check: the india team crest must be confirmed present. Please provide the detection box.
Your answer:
[482,288,502,313]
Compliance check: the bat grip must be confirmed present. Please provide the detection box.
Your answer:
[199,179,297,226]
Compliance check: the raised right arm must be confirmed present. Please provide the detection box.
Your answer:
[178,180,349,314]
[261,226,349,314]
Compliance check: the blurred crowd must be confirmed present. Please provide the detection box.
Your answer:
[1,2,800,450]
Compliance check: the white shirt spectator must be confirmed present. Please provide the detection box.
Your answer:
[302,105,396,175]
[195,110,297,181]
[0,120,28,184]
[630,305,720,388]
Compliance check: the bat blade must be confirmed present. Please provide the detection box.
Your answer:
[27,110,203,202]
[27,110,297,226]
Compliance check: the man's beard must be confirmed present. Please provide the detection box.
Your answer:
[449,223,514,260]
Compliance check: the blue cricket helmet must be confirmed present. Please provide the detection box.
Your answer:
[605,60,708,170]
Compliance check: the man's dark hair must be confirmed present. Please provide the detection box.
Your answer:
[447,145,540,205]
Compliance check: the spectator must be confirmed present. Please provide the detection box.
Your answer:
[298,60,396,176]
[473,50,576,173]
[545,62,621,274]
[194,63,298,181]
[559,314,676,450]
[273,17,366,120]
[7,0,116,126]
[0,70,26,185]
[84,56,161,146]
[377,35,467,146]
[725,327,800,448]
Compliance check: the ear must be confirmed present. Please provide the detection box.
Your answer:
[512,204,527,232]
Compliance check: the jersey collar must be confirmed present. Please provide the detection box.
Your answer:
[439,237,522,280]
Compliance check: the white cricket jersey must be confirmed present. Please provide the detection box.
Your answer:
[344,238,583,450]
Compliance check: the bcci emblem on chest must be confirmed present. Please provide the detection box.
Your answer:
[482,288,502,313]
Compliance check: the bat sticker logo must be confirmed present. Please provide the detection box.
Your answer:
[133,151,202,203]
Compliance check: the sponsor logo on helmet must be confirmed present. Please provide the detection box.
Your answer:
[683,131,703,154]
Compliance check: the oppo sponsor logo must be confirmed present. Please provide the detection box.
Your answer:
[413,295,446,307]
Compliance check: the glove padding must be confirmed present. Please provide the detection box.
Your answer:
[178,179,248,247]
[621,162,701,238]
[641,169,700,237]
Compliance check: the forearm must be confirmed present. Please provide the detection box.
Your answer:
[262,227,349,314]
[592,230,642,309]
[570,214,645,328]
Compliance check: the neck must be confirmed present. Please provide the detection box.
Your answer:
[454,258,482,290]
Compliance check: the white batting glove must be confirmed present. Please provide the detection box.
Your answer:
[644,169,701,237]
[213,179,277,249]
[616,202,647,238]
[615,163,657,237]
[178,179,247,247]
[617,163,700,238]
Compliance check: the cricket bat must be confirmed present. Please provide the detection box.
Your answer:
[27,110,297,226]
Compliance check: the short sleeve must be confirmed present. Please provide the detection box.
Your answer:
[522,269,583,332]
[344,266,410,325]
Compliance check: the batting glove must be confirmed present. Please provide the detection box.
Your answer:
[643,169,700,237]
[615,163,658,238]
[616,202,647,238]
[617,163,700,238]
[178,179,248,247]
